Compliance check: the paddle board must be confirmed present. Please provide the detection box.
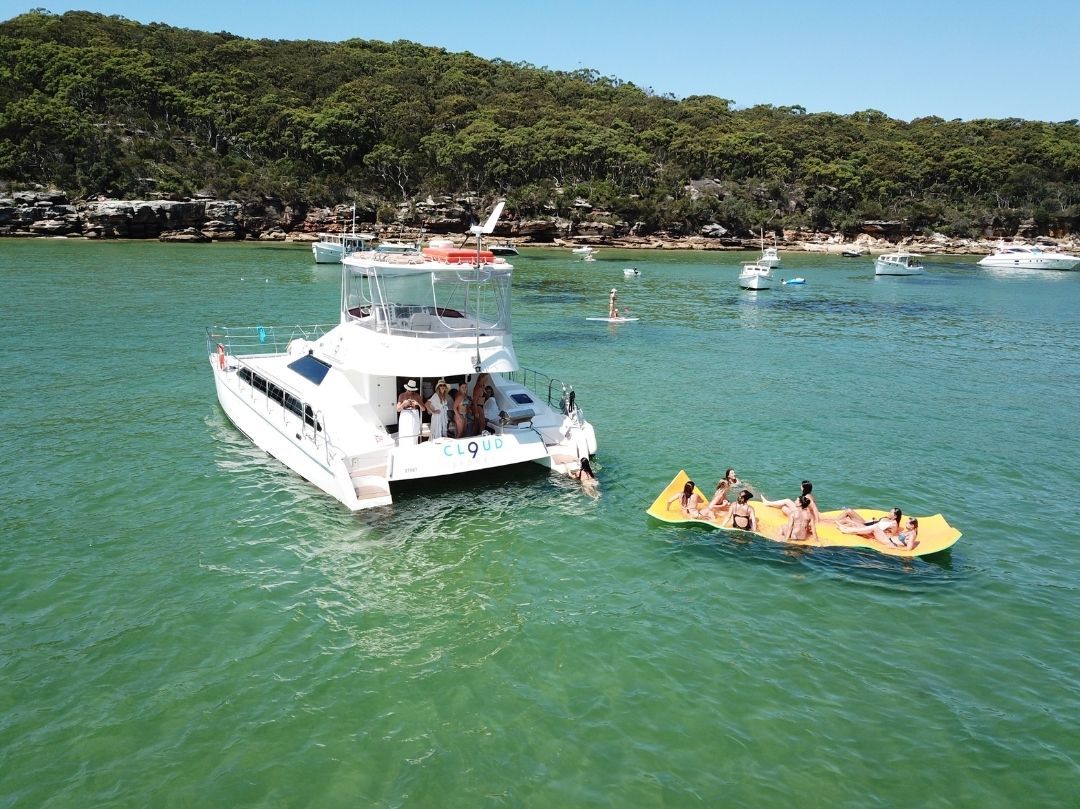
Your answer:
[586,317,639,322]
[646,471,961,558]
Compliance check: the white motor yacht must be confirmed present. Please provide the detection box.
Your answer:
[374,240,419,255]
[977,241,1079,271]
[875,252,925,276]
[739,262,773,290]
[207,203,598,511]
[489,242,519,257]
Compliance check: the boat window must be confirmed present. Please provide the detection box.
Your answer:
[288,354,332,385]
[510,393,534,405]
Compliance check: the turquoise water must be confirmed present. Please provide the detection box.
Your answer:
[2,240,1078,807]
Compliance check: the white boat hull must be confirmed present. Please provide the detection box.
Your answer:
[312,242,344,263]
[739,265,773,289]
[874,260,925,276]
[210,354,596,512]
[977,255,1079,271]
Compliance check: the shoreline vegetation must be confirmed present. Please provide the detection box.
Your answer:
[2,10,1079,251]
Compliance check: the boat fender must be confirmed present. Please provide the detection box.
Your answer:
[216,343,226,370]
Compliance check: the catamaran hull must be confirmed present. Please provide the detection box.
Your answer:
[212,358,595,511]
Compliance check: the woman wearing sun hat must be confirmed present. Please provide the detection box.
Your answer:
[427,379,450,440]
[396,379,423,444]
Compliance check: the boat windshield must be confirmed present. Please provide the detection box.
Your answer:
[343,266,511,338]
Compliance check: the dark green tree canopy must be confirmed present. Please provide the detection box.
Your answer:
[2,9,1077,236]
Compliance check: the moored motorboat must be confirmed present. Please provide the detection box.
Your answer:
[311,231,376,263]
[489,242,519,256]
[875,251,925,276]
[572,245,596,257]
[374,239,419,255]
[977,241,1079,271]
[841,246,866,258]
[739,262,773,290]
[759,246,781,268]
[207,202,598,511]
[757,228,781,268]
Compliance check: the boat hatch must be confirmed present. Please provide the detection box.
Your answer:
[288,353,332,385]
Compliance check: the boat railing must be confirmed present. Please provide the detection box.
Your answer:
[205,324,333,358]
[504,367,580,414]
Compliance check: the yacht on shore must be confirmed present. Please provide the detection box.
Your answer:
[874,251,925,276]
[977,241,1079,271]
[207,203,598,511]
[739,262,773,290]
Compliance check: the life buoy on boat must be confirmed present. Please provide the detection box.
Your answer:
[216,343,226,370]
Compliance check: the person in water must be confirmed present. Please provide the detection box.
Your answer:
[762,480,822,522]
[609,288,617,318]
[721,489,757,532]
[779,495,817,542]
[668,480,712,519]
[569,457,599,496]
[832,507,903,543]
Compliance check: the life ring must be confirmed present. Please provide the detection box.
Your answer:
[216,343,226,370]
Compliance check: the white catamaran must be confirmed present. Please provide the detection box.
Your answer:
[207,203,598,511]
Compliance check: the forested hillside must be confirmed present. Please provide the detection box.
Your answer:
[2,9,1078,237]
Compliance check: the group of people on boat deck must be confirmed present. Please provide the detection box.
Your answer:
[668,472,919,550]
[395,374,508,443]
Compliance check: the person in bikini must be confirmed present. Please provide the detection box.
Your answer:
[832,507,903,544]
[761,480,822,522]
[721,489,757,532]
[880,517,919,550]
[668,480,713,519]
[707,475,735,516]
[468,372,492,435]
[569,457,599,497]
[779,495,817,542]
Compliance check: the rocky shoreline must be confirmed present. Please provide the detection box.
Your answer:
[2,190,1077,256]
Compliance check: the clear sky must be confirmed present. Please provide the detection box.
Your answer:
[3,0,1078,122]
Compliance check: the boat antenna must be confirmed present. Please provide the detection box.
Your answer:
[467,201,506,371]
